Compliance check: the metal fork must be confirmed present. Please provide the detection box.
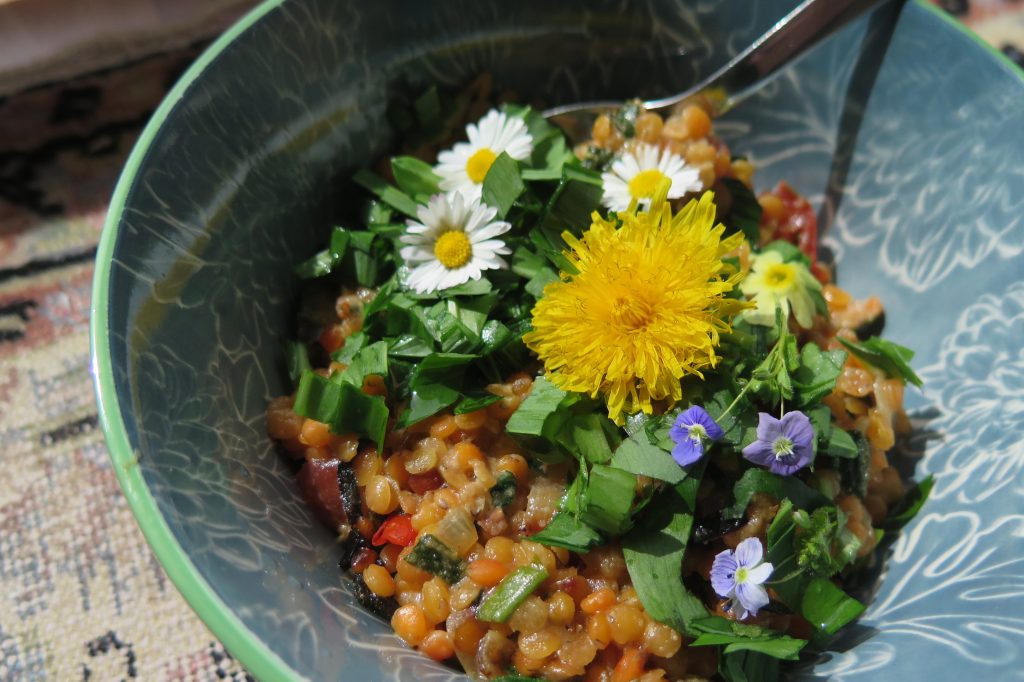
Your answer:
[543,0,892,145]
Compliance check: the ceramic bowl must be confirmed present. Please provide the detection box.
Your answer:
[91,0,1024,679]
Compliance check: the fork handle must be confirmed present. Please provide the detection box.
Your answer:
[646,0,896,115]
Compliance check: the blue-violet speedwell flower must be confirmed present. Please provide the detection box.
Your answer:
[669,405,724,466]
[711,537,774,620]
[742,411,814,476]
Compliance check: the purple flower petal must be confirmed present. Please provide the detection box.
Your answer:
[668,421,690,444]
[734,537,763,568]
[710,550,738,597]
[741,437,776,467]
[669,405,723,467]
[768,455,807,476]
[753,412,785,445]
[680,405,725,442]
[671,438,704,466]
[781,411,815,452]
[742,411,815,476]
[735,581,770,617]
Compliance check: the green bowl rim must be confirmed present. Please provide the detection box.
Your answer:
[88,1,297,680]
[88,1,1022,680]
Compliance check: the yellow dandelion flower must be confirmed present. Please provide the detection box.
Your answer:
[523,190,748,423]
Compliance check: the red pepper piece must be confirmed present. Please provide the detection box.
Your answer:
[371,513,417,547]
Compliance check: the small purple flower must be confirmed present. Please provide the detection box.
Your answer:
[710,537,774,620]
[742,411,814,476]
[669,405,724,466]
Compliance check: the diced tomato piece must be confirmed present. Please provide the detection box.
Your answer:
[760,181,818,262]
[372,513,417,547]
[407,470,444,494]
[296,458,346,530]
[552,574,589,603]
[350,547,378,573]
[319,324,345,354]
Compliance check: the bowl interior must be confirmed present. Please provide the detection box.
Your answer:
[93,1,1024,680]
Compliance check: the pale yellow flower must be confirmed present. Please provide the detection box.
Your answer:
[740,250,822,328]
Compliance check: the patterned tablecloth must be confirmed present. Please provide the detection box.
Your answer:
[0,4,1021,681]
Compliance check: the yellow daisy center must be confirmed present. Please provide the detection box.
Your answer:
[627,169,668,199]
[465,148,498,184]
[433,231,472,269]
[762,263,796,291]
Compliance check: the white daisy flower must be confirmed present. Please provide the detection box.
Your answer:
[400,192,512,294]
[601,143,703,212]
[435,109,533,202]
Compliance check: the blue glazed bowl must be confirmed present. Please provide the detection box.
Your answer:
[91,1,1024,679]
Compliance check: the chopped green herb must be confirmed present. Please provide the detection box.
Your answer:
[800,577,865,638]
[725,468,831,519]
[691,618,809,660]
[482,152,525,219]
[623,470,708,634]
[539,166,603,240]
[391,156,442,199]
[364,199,393,227]
[283,340,311,385]
[528,512,603,553]
[292,370,388,447]
[294,226,351,279]
[839,336,923,387]
[399,352,476,427]
[580,465,637,535]
[454,391,503,414]
[881,475,934,530]
[690,630,806,661]
[506,376,581,461]
[795,506,845,577]
[564,412,620,465]
[489,471,518,508]
[792,343,847,408]
[580,145,616,171]
[611,435,685,484]
[762,239,810,266]
[294,250,335,280]
[610,100,642,138]
[477,564,549,623]
[335,340,389,388]
[353,169,420,219]
[833,432,871,497]
[405,534,466,584]
[386,334,434,359]
[719,649,780,682]
[764,498,809,608]
[824,425,859,459]
[346,230,385,287]
[413,86,442,130]
[746,319,800,405]
[720,178,763,244]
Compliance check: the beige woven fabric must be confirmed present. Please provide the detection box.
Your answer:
[0,52,249,682]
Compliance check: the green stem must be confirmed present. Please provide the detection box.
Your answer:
[766,564,806,587]
[717,382,753,423]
